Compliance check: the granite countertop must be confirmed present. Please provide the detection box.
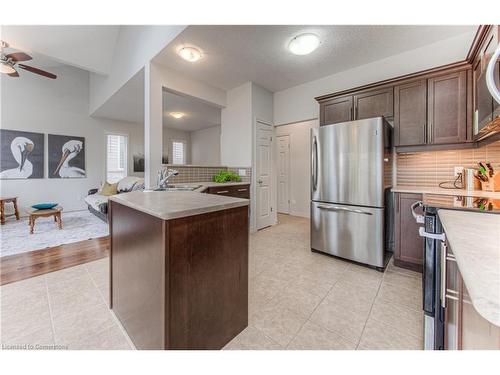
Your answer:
[392,185,500,199]
[110,190,249,221]
[438,209,500,326]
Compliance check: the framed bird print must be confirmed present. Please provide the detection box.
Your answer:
[48,134,86,178]
[0,129,44,179]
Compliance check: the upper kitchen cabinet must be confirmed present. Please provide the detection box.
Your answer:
[394,80,427,146]
[320,95,353,125]
[353,87,394,121]
[427,70,468,144]
[318,87,393,126]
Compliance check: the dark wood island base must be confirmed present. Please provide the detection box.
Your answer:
[109,200,249,350]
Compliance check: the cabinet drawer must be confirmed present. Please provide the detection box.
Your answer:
[207,185,250,199]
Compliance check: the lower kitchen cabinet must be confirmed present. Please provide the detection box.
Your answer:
[394,193,424,272]
[206,184,250,199]
[444,243,500,350]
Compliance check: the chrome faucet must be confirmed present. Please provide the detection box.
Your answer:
[157,168,179,189]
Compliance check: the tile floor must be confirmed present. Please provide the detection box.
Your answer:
[0,214,423,350]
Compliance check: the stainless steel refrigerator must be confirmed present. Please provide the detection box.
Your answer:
[310,117,393,269]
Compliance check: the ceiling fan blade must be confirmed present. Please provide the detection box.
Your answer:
[18,64,57,79]
[8,70,19,77]
[5,52,32,62]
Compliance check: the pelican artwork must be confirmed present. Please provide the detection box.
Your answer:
[53,139,85,178]
[0,136,35,178]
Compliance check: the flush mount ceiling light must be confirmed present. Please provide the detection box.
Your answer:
[178,46,202,62]
[288,33,320,55]
[169,112,185,119]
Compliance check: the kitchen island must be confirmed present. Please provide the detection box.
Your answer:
[108,190,249,350]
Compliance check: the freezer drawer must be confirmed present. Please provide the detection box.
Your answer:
[311,201,384,267]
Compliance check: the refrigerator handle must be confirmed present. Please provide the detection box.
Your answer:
[317,203,373,216]
[312,135,318,192]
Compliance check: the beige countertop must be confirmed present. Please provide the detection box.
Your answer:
[392,186,500,199]
[438,209,500,327]
[110,190,249,221]
[186,181,250,192]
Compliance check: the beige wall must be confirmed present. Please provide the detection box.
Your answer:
[275,119,319,218]
[190,125,221,166]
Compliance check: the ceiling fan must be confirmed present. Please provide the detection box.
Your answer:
[1,41,57,79]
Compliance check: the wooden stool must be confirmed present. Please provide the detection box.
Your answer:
[29,206,63,234]
[0,197,20,225]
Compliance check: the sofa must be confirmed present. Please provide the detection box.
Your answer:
[85,176,144,222]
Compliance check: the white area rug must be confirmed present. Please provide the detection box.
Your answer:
[0,210,109,257]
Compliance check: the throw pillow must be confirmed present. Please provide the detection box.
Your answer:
[100,181,118,196]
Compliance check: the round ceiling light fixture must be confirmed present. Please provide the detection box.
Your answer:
[288,33,320,55]
[178,46,202,62]
[169,112,185,119]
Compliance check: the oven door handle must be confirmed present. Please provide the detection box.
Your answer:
[411,201,425,224]
[419,227,446,242]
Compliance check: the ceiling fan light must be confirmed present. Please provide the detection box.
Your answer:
[0,62,16,74]
[178,46,202,62]
[288,33,320,55]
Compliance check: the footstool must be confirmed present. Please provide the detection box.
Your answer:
[0,197,20,225]
[28,206,63,234]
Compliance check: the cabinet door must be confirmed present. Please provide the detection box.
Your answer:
[394,80,427,146]
[427,71,467,144]
[461,282,500,349]
[444,244,461,350]
[354,87,394,121]
[320,96,353,125]
[394,193,424,272]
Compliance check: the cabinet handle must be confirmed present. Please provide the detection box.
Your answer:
[216,190,229,194]
[445,294,459,301]
[237,188,247,192]
[428,122,433,143]
[441,242,447,308]
[354,105,358,119]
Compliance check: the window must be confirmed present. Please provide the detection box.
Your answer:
[172,140,186,165]
[106,134,128,183]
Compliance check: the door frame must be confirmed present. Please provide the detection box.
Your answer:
[251,117,276,232]
[275,134,291,214]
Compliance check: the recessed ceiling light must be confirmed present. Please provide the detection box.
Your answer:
[178,46,202,62]
[288,33,320,55]
[169,112,185,119]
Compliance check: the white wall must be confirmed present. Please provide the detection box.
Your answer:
[275,119,319,218]
[273,32,475,125]
[220,82,252,167]
[0,65,143,214]
[190,126,221,166]
[162,127,191,165]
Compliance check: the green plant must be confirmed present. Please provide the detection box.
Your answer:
[213,170,241,183]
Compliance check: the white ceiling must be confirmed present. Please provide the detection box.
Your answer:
[2,25,120,75]
[93,69,145,124]
[162,90,221,132]
[153,25,477,92]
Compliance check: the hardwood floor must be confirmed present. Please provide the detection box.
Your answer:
[0,236,109,285]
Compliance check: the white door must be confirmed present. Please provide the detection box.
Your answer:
[276,135,290,214]
[256,121,274,230]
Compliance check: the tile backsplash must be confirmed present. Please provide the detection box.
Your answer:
[396,140,500,187]
[164,165,252,184]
